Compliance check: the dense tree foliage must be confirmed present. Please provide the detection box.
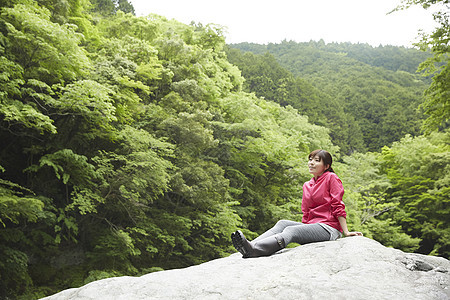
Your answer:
[0,0,448,299]
[381,132,449,256]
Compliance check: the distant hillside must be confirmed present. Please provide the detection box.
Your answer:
[232,41,431,73]
[228,41,431,152]
[224,47,364,154]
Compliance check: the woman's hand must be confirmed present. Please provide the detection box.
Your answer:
[338,217,363,237]
[343,231,363,237]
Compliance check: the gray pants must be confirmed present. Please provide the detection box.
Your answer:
[253,220,335,246]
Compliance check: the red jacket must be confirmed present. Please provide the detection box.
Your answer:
[301,171,347,232]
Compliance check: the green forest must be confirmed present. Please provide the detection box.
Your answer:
[0,0,448,298]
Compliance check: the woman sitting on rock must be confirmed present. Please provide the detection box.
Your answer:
[231,149,363,258]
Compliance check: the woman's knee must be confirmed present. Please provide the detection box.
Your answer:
[273,219,300,231]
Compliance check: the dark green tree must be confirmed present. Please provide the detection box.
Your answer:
[90,0,135,15]
[397,0,450,132]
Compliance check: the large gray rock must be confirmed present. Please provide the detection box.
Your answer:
[42,237,449,300]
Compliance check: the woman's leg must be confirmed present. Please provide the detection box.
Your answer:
[280,223,331,245]
[231,221,330,258]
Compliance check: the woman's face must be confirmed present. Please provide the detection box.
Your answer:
[308,155,329,178]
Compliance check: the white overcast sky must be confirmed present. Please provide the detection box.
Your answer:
[129,0,442,47]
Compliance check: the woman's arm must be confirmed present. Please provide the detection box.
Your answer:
[338,216,363,237]
[301,183,310,223]
[328,175,346,218]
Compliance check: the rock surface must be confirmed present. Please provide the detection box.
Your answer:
[42,237,449,300]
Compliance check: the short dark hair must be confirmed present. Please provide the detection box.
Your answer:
[308,149,334,173]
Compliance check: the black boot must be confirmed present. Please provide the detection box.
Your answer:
[231,230,250,257]
[231,230,285,258]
